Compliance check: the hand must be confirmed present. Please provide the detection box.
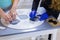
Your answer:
[9,9,17,20]
[39,12,49,21]
[1,13,12,22]
[29,10,36,21]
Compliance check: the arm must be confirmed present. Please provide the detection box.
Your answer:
[29,0,40,21]
[0,8,5,16]
[11,0,19,10]
[0,8,12,21]
[32,0,40,11]
[9,0,19,20]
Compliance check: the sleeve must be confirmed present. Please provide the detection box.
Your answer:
[40,0,51,10]
[32,0,40,11]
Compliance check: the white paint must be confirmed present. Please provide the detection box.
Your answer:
[1,9,44,29]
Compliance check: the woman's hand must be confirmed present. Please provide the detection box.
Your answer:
[9,9,17,20]
[1,13,12,22]
[9,0,19,20]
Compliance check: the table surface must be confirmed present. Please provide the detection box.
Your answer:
[0,21,60,37]
[0,9,60,37]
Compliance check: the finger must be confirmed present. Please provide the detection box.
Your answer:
[9,16,12,21]
[13,13,17,20]
[4,17,9,21]
[5,20,10,24]
[7,14,12,21]
[9,12,13,17]
[4,15,9,21]
[9,15,12,21]
[13,14,16,20]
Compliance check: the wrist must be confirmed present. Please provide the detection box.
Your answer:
[1,13,5,17]
[10,8,16,13]
[11,7,16,10]
[0,12,5,17]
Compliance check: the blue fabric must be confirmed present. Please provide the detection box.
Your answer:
[0,0,12,9]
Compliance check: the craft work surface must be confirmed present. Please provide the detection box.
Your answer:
[0,21,60,37]
[1,9,44,29]
[0,9,60,37]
